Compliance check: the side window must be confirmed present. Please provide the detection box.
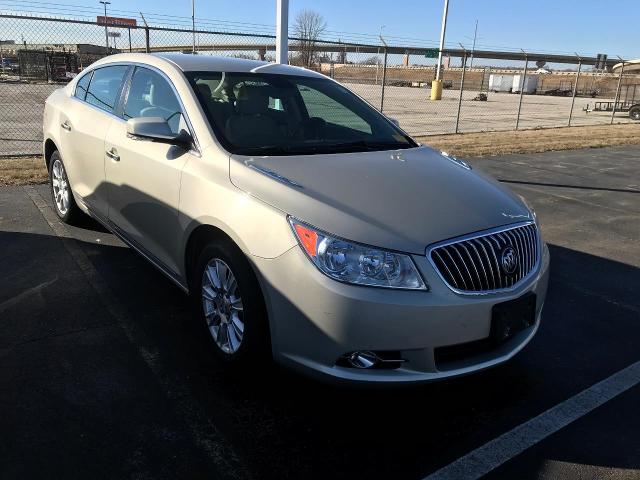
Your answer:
[297,85,372,134]
[124,67,183,134]
[74,71,92,101]
[85,65,128,114]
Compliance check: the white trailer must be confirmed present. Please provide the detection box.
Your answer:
[489,74,514,92]
[512,74,538,94]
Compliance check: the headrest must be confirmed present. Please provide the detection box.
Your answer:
[150,80,174,107]
[197,82,212,100]
[235,85,269,115]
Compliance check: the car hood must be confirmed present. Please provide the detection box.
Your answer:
[229,145,532,255]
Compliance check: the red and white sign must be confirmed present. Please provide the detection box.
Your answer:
[96,16,137,27]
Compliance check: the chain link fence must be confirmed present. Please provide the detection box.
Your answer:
[1,13,638,156]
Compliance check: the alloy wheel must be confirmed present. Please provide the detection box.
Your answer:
[201,258,245,354]
[51,158,70,216]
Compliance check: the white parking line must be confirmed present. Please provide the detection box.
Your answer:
[424,360,640,480]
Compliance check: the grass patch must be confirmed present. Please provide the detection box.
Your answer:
[416,123,640,158]
[0,157,48,186]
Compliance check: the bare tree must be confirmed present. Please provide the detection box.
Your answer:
[359,55,382,66]
[293,9,327,68]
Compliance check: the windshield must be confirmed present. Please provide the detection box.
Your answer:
[185,71,416,156]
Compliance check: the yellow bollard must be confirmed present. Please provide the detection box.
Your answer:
[431,79,443,100]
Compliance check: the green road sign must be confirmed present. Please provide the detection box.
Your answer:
[424,49,439,58]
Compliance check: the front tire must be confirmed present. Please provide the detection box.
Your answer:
[49,151,80,223]
[192,239,270,365]
[629,105,640,121]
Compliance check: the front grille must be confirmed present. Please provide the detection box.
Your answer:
[429,223,539,293]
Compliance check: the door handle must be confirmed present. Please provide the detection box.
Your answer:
[105,149,120,161]
[61,121,71,131]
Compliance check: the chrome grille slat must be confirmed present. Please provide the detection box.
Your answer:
[482,236,503,289]
[524,225,535,271]
[515,228,529,275]
[429,223,540,294]
[467,241,489,290]
[452,244,479,291]
[432,250,459,289]
[472,239,496,290]
[520,227,530,272]
[442,247,468,290]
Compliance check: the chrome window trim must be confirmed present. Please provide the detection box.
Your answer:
[69,61,201,155]
[426,221,542,296]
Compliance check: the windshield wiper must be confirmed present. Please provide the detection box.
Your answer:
[328,140,412,152]
[237,144,335,156]
[236,140,412,156]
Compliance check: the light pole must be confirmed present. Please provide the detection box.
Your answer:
[431,0,449,100]
[99,1,111,54]
[275,0,289,64]
[470,19,478,69]
[191,0,196,54]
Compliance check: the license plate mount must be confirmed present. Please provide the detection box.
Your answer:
[490,292,537,344]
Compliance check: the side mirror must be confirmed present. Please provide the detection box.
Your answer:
[388,117,400,128]
[126,117,192,149]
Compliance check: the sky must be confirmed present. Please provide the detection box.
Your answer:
[1,0,638,58]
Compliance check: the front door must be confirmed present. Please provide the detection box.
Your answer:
[104,66,194,275]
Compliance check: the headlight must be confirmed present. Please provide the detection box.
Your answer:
[289,218,427,290]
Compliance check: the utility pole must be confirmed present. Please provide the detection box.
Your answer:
[275,0,289,64]
[431,0,449,100]
[99,1,111,54]
[191,0,196,54]
[470,19,478,69]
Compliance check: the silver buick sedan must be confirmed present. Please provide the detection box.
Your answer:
[43,53,549,384]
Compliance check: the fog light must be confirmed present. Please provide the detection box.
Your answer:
[337,350,406,370]
[348,351,379,369]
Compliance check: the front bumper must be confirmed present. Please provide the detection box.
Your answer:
[253,242,550,385]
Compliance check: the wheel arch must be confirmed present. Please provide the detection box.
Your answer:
[184,223,250,291]
[43,138,58,170]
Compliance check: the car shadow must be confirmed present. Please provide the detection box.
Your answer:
[2,225,640,479]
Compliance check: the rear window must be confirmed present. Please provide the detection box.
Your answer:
[74,71,92,101]
[85,65,128,114]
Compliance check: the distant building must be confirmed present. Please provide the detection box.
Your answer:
[1,43,112,56]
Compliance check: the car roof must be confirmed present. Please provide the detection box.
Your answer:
[90,52,325,78]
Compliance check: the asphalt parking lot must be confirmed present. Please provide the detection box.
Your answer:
[1,146,639,479]
[348,83,632,136]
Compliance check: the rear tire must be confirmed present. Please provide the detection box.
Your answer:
[629,105,640,121]
[191,238,270,365]
[49,151,81,224]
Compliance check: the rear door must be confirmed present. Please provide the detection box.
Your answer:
[104,65,195,275]
[60,65,129,217]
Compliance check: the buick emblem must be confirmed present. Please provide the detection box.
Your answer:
[500,246,518,275]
